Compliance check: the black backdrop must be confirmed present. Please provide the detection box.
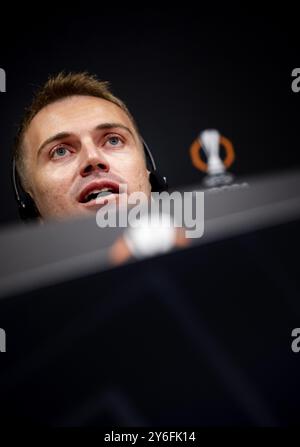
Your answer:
[0,7,299,225]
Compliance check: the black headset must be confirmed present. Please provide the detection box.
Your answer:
[12,140,168,222]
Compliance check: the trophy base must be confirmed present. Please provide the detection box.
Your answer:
[202,173,234,188]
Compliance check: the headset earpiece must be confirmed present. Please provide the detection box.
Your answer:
[142,140,168,193]
[148,171,168,193]
[12,157,40,221]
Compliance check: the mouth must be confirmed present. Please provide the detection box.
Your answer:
[78,181,120,205]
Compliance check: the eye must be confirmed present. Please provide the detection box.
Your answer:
[105,135,124,148]
[50,145,72,159]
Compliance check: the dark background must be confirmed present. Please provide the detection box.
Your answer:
[1,7,300,427]
[0,6,299,226]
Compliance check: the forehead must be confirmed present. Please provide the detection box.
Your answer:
[24,95,136,151]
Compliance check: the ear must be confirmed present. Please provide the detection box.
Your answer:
[146,169,151,184]
[26,189,34,199]
[20,174,33,198]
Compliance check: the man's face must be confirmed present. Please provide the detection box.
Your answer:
[23,95,151,220]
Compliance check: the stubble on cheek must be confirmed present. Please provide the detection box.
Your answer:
[134,163,151,195]
[34,183,73,218]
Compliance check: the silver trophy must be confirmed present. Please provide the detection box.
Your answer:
[200,129,234,187]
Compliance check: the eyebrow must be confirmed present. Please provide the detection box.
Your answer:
[37,122,136,157]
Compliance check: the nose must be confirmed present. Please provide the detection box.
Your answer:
[79,143,110,177]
